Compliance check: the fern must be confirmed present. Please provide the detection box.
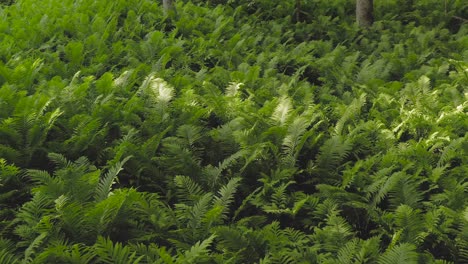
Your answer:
[335,93,367,136]
[176,124,203,148]
[225,82,243,97]
[0,248,19,264]
[281,116,311,168]
[366,170,402,208]
[88,189,135,236]
[93,236,143,264]
[178,234,216,263]
[94,156,131,202]
[437,137,465,167]
[23,232,48,263]
[393,205,424,244]
[336,236,381,264]
[378,243,418,264]
[336,238,360,263]
[202,150,245,190]
[47,152,74,169]
[314,135,352,182]
[212,177,241,219]
[388,177,424,209]
[188,193,213,230]
[271,96,293,125]
[174,175,205,203]
[14,192,52,239]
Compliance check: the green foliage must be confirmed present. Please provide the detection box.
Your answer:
[0,0,467,262]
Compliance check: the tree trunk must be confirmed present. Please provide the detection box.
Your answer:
[356,0,374,28]
[163,0,176,17]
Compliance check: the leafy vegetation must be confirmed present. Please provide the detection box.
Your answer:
[0,0,467,263]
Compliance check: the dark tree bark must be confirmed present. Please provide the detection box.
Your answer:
[356,0,374,28]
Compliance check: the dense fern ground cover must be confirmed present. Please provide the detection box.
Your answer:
[0,0,467,263]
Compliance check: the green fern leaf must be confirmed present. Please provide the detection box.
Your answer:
[94,156,131,202]
[315,135,352,180]
[335,93,367,135]
[378,243,418,264]
[203,150,245,190]
[213,177,241,219]
[189,193,213,229]
[176,124,203,147]
[47,152,73,169]
[0,249,19,264]
[336,238,359,264]
[174,175,205,203]
[94,236,142,264]
[180,234,216,263]
[281,116,310,168]
[24,232,48,263]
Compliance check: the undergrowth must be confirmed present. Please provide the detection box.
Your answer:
[0,0,467,263]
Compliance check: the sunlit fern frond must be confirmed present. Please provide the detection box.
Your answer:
[140,73,174,105]
[225,82,243,97]
[271,96,292,125]
[281,116,310,168]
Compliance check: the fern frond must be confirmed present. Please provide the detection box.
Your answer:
[335,236,381,264]
[47,152,73,169]
[176,124,203,147]
[130,243,174,264]
[388,177,424,209]
[367,170,402,208]
[394,205,424,244]
[213,177,241,219]
[437,137,464,167]
[15,191,52,228]
[188,193,213,229]
[34,242,95,264]
[335,93,367,135]
[336,238,359,264]
[140,74,174,104]
[94,156,131,202]
[281,116,310,167]
[23,232,48,263]
[0,249,19,264]
[174,175,205,203]
[203,150,245,190]
[225,82,243,97]
[180,234,216,263]
[378,243,418,264]
[27,169,58,190]
[271,96,292,125]
[315,135,352,180]
[94,236,143,264]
